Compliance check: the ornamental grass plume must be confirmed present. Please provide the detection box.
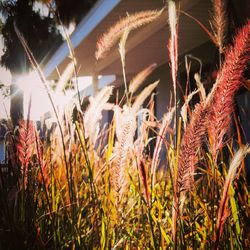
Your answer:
[129,63,157,95]
[176,19,250,192]
[167,0,178,104]
[16,120,36,168]
[16,120,36,189]
[172,19,250,243]
[96,9,164,60]
[14,23,72,199]
[214,146,250,250]
[211,0,228,53]
[172,103,209,242]
[132,80,159,113]
[112,106,137,203]
[84,85,113,145]
[118,27,130,71]
[177,104,208,193]
[55,61,75,94]
[4,2,249,248]
[207,20,250,159]
[118,27,131,99]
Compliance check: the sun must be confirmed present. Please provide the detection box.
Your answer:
[16,71,53,121]
[15,72,95,121]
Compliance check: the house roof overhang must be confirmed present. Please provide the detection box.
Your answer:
[43,0,213,83]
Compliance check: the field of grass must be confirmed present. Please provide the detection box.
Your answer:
[0,1,250,249]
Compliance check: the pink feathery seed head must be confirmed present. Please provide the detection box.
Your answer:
[168,37,178,92]
[16,120,36,167]
[167,0,178,98]
[129,63,157,94]
[172,102,208,241]
[16,120,37,190]
[177,103,209,193]
[96,9,164,60]
[112,107,137,202]
[208,20,250,155]
[212,0,228,53]
[208,19,250,101]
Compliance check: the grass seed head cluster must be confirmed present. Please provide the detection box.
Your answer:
[0,0,249,249]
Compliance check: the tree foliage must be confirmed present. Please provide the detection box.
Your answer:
[0,0,63,74]
[38,0,98,27]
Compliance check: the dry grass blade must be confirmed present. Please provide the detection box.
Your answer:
[96,9,164,60]
[151,107,175,187]
[180,11,219,48]
[60,23,81,106]
[194,73,206,102]
[138,159,150,206]
[180,88,200,129]
[214,146,250,249]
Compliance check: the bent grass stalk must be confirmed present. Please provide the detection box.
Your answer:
[14,22,76,234]
[214,146,250,249]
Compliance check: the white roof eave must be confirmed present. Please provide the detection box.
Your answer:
[43,0,121,78]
